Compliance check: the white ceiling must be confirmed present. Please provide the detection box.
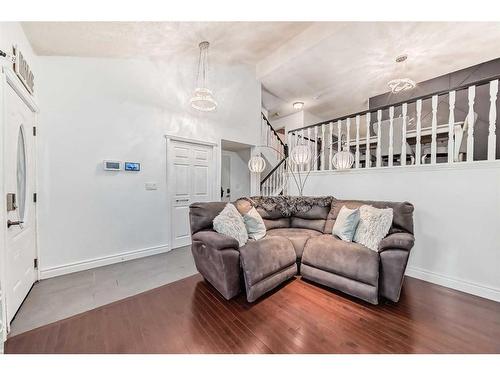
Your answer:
[21,22,311,64]
[22,22,500,124]
[257,22,500,121]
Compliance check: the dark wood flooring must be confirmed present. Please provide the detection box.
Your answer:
[5,274,500,354]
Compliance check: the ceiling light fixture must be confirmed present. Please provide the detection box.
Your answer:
[293,101,304,110]
[190,41,217,112]
[387,54,416,94]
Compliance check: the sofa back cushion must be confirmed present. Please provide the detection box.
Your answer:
[247,196,332,231]
[324,199,414,235]
[189,202,226,234]
[289,196,332,232]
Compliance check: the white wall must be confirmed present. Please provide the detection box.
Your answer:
[289,162,500,302]
[303,110,324,127]
[271,111,303,134]
[36,56,261,277]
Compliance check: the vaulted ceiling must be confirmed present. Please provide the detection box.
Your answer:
[257,22,500,122]
[22,22,500,123]
[21,22,311,64]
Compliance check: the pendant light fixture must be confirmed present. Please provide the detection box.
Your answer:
[248,154,266,173]
[190,41,217,112]
[387,54,416,94]
[290,143,311,166]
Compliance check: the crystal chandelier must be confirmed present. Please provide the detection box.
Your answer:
[191,41,217,112]
[387,54,416,94]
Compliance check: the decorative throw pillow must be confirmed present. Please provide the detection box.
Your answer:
[332,206,360,242]
[213,203,248,247]
[243,206,267,240]
[353,205,393,251]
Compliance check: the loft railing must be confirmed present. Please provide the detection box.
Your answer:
[288,76,500,172]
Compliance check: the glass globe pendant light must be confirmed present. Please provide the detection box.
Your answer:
[248,155,266,173]
[190,41,217,112]
[332,137,354,170]
[290,144,311,166]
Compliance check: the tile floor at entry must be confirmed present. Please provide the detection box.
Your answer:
[9,246,196,336]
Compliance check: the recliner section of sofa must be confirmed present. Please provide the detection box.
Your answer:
[239,236,297,302]
[189,196,414,305]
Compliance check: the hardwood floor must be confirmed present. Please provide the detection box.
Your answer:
[5,274,500,354]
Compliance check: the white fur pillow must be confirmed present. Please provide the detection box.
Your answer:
[353,205,393,251]
[213,203,248,247]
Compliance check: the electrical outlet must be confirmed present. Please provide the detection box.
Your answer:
[145,182,158,191]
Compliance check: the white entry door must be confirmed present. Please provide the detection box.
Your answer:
[4,81,38,324]
[167,138,215,249]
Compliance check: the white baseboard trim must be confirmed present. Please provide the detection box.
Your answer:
[406,266,500,302]
[39,244,170,279]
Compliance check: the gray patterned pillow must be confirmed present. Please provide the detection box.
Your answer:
[213,203,248,247]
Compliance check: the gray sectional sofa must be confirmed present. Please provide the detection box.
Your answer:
[189,196,415,304]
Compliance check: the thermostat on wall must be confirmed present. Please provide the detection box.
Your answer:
[103,160,121,171]
[124,162,141,171]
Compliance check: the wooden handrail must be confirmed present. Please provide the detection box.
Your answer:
[261,158,286,186]
[262,112,287,154]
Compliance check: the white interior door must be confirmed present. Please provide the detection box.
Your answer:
[167,138,215,249]
[4,83,37,324]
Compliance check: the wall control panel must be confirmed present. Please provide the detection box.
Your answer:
[103,160,121,171]
[124,162,141,171]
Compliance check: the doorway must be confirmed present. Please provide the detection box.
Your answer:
[221,140,252,202]
[166,136,217,249]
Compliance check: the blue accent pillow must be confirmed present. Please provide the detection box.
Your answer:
[332,206,360,242]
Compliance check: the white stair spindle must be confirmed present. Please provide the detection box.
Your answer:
[314,126,318,171]
[329,122,333,169]
[337,120,342,152]
[321,124,325,170]
[388,106,394,167]
[376,110,382,167]
[262,117,265,146]
[467,85,476,162]
[307,127,312,171]
[346,118,351,155]
[366,112,371,168]
[416,99,422,165]
[488,80,498,161]
[355,115,360,168]
[431,95,438,164]
[274,167,277,194]
[401,103,408,166]
[300,129,305,172]
[448,91,456,163]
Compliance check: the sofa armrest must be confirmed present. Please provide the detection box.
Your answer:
[192,230,239,250]
[378,232,414,252]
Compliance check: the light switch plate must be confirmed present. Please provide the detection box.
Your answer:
[145,182,158,190]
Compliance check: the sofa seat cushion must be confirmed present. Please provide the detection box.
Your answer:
[239,236,297,288]
[265,228,322,258]
[302,235,379,286]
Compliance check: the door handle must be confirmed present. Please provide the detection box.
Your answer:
[7,220,24,228]
[175,199,189,202]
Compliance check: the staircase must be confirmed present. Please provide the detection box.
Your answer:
[260,113,288,196]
